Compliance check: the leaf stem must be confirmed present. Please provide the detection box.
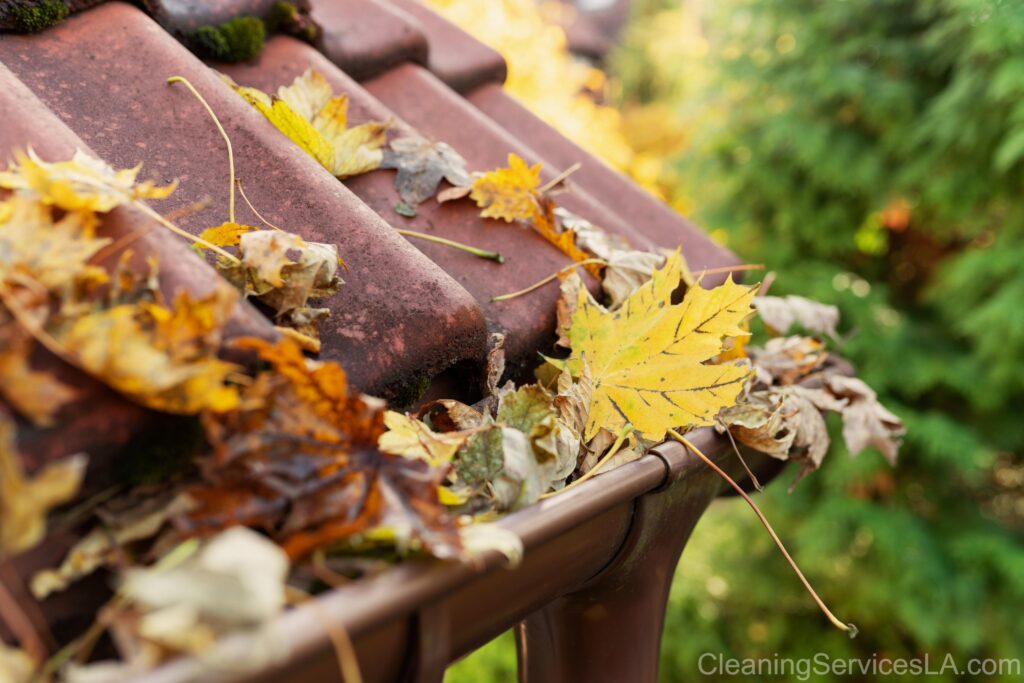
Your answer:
[167,76,235,224]
[695,263,765,276]
[397,229,504,263]
[540,423,634,500]
[538,162,581,194]
[668,428,857,637]
[132,200,240,264]
[492,258,608,302]
[237,179,285,232]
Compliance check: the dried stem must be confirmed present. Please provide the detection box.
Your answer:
[287,587,364,683]
[668,428,857,637]
[237,179,285,232]
[167,76,235,224]
[538,162,581,194]
[0,576,47,664]
[132,201,240,264]
[397,229,504,263]
[491,259,608,302]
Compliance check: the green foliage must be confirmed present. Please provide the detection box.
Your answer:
[610,0,1024,680]
[189,16,267,63]
[12,0,68,33]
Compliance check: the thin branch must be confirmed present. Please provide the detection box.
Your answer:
[538,162,582,194]
[237,179,285,232]
[167,76,235,223]
[397,229,504,263]
[491,259,607,302]
[669,428,857,637]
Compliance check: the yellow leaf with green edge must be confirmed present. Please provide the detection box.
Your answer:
[231,84,335,170]
[0,148,176,213]
[470,153,542,222]
[565,250,757,441]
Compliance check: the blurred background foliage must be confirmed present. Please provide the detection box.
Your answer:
[438,0,1024,680]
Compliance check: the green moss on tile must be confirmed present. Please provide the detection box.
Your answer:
[266,1,317,41]
[13,0,69,33]
[189,16,266,62]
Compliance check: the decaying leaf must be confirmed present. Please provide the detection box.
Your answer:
[0,644,34,683]
[378,410,469,466]
[381,137,471,206]
[564,250,757,441]
[177,338,462,561]
[754,295,840,338]
[484,332,506,396]
[459,522,523,568]
[750,335,830,386]
[0,414,87,558]
[601,249,667,309]
[225,69,389,179]
[0,147,176,212]
[31,490,193,600]
[825,375,904,464]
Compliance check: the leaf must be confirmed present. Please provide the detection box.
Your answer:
[601,249,667,309]
[30,491,192,599]
[0,148,176,213]
[238,230,304,288]
[825,375,904,464]
[0,195,110,290]
[177,338,462,561]
[195,222,260,250]
[458,522,523,568]
[313,96,388,178]
[51,289,242,414]
[470,153,543,222]
[564,250,757,441]
[750,335,830,386]
[0,414,87,558]
[228,79,335,170]
[0,644,33,683]
[484,332,506,396]
[754,295,840,338]
[496,385,579,490]
[378,410,469,466]
[0,320,77,426]
[381,137,472,205]
[275,68,332,122]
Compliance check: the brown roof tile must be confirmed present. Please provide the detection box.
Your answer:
[382,0,507,93]
[0,1,487,397]
[308,0,428,81]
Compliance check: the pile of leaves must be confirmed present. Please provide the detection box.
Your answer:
[0,65,903,682]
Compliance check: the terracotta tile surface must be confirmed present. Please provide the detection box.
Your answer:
[308,0,428,81]
[383,0,508,93]
[142,0,308,34]
[0,2,488,398]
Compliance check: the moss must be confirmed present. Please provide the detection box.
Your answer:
[12,0,69,33]
[266,1,317,41]
[388,373,433,410]
[189,16,266,63]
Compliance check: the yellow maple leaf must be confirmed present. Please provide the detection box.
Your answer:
[379,410,469,466]
[196,222,260,250]
[0,414,87,558]
[0,148,176,213]
[565,251,757,441]
[470,153,542,222]
[312,96,389,178]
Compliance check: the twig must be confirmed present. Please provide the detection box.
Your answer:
[540,424,634,500]
[668,428,857,637]
[237,179,285,232]
[491,259,607,302]
[0,576,47,664]
[538,162,582,195]
[132,201,240,264]
[167,76,235,224]
[286,587,363,683]
[719,420,763,491]
[397,229,504,263]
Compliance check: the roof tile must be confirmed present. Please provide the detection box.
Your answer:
[0,1,488,397]
[382,0,507,93]
[308,0,428,81]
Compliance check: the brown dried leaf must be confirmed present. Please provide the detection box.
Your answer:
[826,375,904,464]
[381,137,472,205]
[754,295,840,338]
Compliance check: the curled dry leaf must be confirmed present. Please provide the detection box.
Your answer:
[0,414,87,558]
[381,136,472,206]
[378,410,469,466]
[825,375,904,464]
[563,250,757,441]
[0,644,34,683]
[484,332,506,396]
[754,295,840,338]
[458,522,523,568]
[0,147,176,213]
[750,335,830,386]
